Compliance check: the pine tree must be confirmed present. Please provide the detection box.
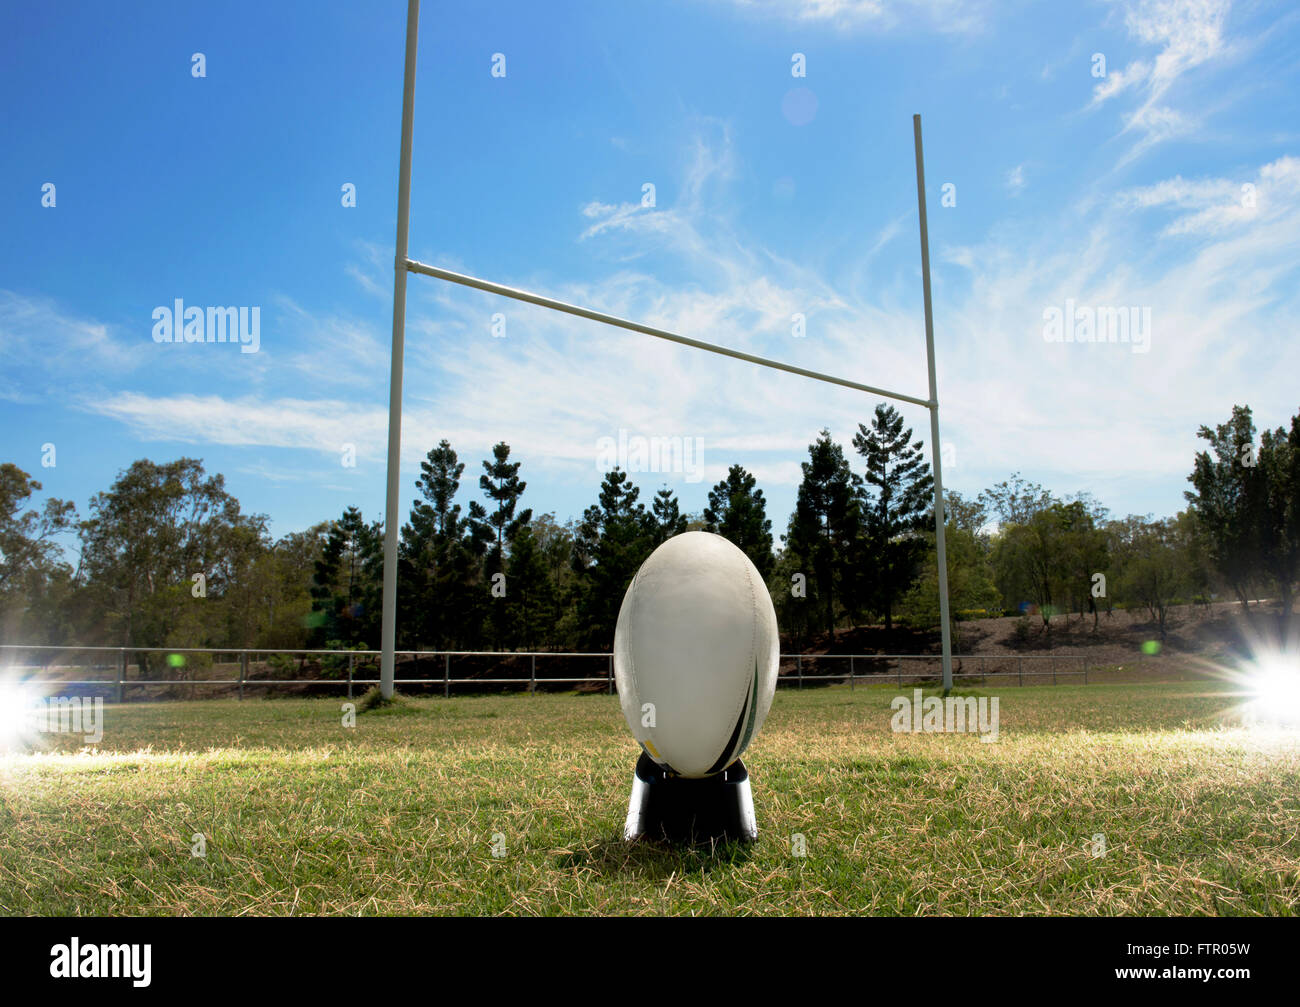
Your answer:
[853,404,933,632]
[703,464,774,578]
[475,442,533,576]
[467,443,532,648]
[1186,404,1300,621]
[1185,405,1265,609]
[416,440,465,541]
[574,469,650,648]
[785,430,860,640]
[401,440,474,649]
[504,523,553,650]
[649,486,687,546]
[399,442,494,650]
[309,506,382,648]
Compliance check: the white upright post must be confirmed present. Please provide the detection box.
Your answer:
[912,114,953,693]
[381,0,421,699]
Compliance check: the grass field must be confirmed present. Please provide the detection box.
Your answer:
[1,680,1298,916]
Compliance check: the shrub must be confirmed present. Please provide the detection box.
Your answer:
[1013,616,1031,645]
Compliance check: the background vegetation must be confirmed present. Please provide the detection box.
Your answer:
[2,402,1296,660]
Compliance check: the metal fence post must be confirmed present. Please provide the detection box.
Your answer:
[530,655,536,695]
[117,649,126,704]
[347,652,354,701]
[797,654,803,690]
[1018,657,1023,686]
[849,655,854,691]
[607,655,613,695]
[239,652,247,701]
[444,653,450,698]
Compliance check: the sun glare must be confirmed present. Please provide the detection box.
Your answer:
[1244,655,1300,724]
[0,680,39,749]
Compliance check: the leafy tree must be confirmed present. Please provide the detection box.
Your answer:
[531,514,581,648]
[12,565,80,652]
[1108,515,1200,639]
[902,523,1001,641]
[852,404,933,631]
[1054,499,1109,630]
[210,509,277,648]
[0,464,75,594]
[990,503,1074,629]
[904,489,1000,635]
[768,546,812,649]
[243,524,328,651]
[0,464,76,641]
[1173,509,1214,606]
[990,499,1104,631]
[78,458,266,659]
[985,480,1113,630]
[939,490,990,534]
[703,464,774,578]
[979,472,1054,527]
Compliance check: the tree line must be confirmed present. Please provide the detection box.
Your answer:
[2,403,1296,659]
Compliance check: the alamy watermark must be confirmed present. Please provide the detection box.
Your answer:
[595,429,704,483]
[890,689,999,742]
[30,696,104,744]
[152,299,260,354]
[1042,299,1150,354]
[50,939,150,987]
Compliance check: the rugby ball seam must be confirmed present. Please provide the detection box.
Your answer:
[700,545,758,773]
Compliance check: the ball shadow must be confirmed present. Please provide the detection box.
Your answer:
[555,833,755,880]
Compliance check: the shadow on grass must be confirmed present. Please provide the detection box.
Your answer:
[556,834,755,879]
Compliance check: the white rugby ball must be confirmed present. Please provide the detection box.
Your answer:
[614,531,780,778]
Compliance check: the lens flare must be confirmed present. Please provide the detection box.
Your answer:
[0,680,40,749]
[1244,655,1300,724]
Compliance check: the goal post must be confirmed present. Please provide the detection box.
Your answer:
[913,114,955,694]
[379,0,954,697]
[380,0,420,705]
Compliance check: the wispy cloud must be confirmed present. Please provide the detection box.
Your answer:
[1117,156,1300,236]
[1088,0,1235,162]
[83,392,388,456]
[935,148,1300,498]
[0,290,142,402]
[277,297,389,388]
[1125,0,1233,99]
[716,0,992,34]
[1088,58,1151,105]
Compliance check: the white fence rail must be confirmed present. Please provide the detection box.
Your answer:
[0,645,1136,702]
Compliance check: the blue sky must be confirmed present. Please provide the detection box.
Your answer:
[3,0,1299,548]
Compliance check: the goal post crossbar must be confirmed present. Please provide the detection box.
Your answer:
[403,258,934,409]
[380,0,954,698]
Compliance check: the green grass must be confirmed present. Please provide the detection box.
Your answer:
[1,681,1297,915]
